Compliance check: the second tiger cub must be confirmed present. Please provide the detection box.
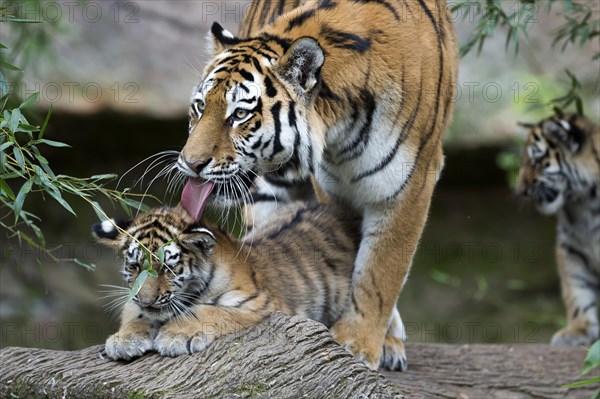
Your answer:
[94,202,363,360]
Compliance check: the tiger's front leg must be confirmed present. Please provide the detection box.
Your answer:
[105,302,157,360]
[155,305,266,356]
[552,243,599,346]
[330,172,436,370]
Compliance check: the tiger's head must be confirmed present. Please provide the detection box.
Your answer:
[93,206,217,321]
[177,23,325,214]
[517,113,598,215]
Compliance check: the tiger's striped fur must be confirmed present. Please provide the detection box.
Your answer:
[175,0,458,369]
[517,113,600,346]
[94,203,359,360]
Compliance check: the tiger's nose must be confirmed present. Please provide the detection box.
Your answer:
[135,296,156,307]
[186,158,212,173]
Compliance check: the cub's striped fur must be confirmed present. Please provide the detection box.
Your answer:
[517,113,600,346]
[94,203,359,360]
[176,0,458,369]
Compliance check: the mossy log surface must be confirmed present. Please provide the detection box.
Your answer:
[0,313,596,398]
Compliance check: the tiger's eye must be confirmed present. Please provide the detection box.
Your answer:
[234,108,249,119]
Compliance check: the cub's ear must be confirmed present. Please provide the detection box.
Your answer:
[542,118,585,153]
[275,37,324,96]
[208,22,240,55]
[180,226,217,254]
[92,219,131,248]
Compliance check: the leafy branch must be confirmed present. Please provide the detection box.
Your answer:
[452,0,599,59]
[561,340,600,398]
[0,95,156,268]
[451,0,539,57]
[553,1,600,60]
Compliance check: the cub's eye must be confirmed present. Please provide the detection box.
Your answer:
[126,264,139,272]
[233,108,250,121]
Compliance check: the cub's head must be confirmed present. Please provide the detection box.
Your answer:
[177,23,324,207]
[517,113,598,214]
[93,206,216,320]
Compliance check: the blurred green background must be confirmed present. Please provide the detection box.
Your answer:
[1,0,598,350]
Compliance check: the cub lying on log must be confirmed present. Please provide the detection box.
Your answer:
[93,203,366,361]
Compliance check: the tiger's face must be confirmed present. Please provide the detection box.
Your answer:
[177,23,324,208]
[517,114,589,215]
[93,207,216,321]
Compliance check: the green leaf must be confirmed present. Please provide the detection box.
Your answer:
[91,201,107,222]
[0,178,15,200]
[575,97,584,116]
[32,165,51,187]
[46,188,76,216]
[119,198,133,218]
[128,270,148,300]
[157,245,165,267]
[19,93,39,109]
[147,269,158,278]
[9,108,21,132]
[561,375,600,388]
[14,180,33,222]
[1,17,42,23]
[16,123,38,132]
[40,105,52,137]
[73,258,96,271]
[26,220,45,246]
[32,150,49,165]
[11,147,24,169]
[122,198,151,212]
[39,139,70,148]
[582,340,600,375]
[0,141,13,153]
[0,60,23,72]
[18,230,41,250]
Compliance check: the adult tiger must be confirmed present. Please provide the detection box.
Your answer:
[176,0,458,370]
[517,113,600,346]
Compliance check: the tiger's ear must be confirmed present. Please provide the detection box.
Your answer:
[275,37,324,96]
[208,22,240,55]
[542,118,585,153]
[180,226,217,254]
[92,219,131,248]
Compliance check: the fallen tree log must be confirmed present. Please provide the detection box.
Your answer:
[0,313,596,398]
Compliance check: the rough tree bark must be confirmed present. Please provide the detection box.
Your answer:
[0,313,596,399]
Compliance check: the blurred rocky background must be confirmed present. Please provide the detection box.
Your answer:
[1,0,598,350]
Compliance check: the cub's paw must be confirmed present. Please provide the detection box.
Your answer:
[104,330,154,361]
[155,327,210,357]
[380,334,407,372]
[332,319,383,370]
[551,326,596,347]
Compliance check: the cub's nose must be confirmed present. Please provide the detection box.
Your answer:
[135,296,156,308]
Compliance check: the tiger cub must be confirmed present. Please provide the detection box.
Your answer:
[94,202,359,360]
[517,113,600,346]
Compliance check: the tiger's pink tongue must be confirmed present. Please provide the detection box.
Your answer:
[181,179,214,223]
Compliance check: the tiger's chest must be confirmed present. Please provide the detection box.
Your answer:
[315,109,418,208]
[558,200,600,270]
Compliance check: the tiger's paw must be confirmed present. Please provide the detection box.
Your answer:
[155,326,210,357]
[551,326,597,347]
[380,334,407,371]
[332,319,384,370]
[104,330,154,361]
